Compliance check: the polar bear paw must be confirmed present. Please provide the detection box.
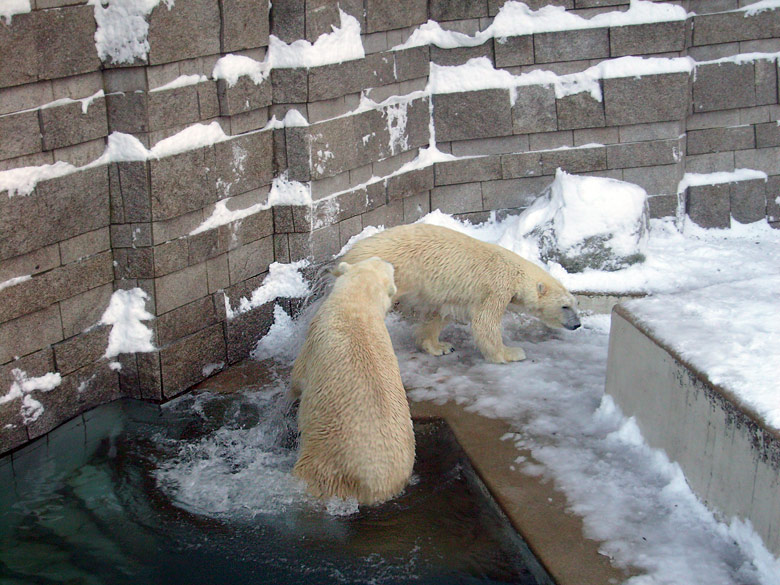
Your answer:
[419,339,455,356]
[502,346,526,362]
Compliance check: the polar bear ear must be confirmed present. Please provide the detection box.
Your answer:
[537,282,548,296]
[337,261,352,273]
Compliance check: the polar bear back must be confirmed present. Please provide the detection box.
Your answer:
[292,259,415,505]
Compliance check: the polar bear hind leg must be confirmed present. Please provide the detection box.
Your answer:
[415,313,454,356]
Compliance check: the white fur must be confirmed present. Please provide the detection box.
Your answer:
[336,224,579,363]
[291,258,414,505]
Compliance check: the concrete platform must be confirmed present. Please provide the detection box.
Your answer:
[606,304,780,557]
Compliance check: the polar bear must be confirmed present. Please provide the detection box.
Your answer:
[290,257,415,505]
[335,223,580,364]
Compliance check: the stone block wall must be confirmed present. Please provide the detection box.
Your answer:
[1,0,779,454]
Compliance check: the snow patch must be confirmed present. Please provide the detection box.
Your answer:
[0,275,31,292]
[224,260,310,320]
[150,74,208,92]
[678,169,769,192]
[1,369,62,425]
[213,54,271,87]
[89,0,174,65]
[100,288,156,358]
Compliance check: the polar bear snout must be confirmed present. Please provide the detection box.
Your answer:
[562,306,581,330]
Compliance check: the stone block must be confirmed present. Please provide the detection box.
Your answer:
[224,301,273,364]
[217,76,272,116]
[147,85,202,131]
[220,206,274,251]
[403,191,430,222]
[686,183,731,228]
[215,131,274,198]
[160,323,226,397]
[155,263,209,315]
[0,11,37,88]
[610,20,687,57]
[60,227,111,265]
[338,215,363,248]
[606,139,682,170]
[271,69,308,104]
[39,97,108,151]
[735,146,780,176]
[541,145,607,175]
[273,234,290,264]
[36,6,101,80]
[434,89,512,142]
[198,81,220,119]
[0,166,110,261]
[0,110,41,160]
[59,284,113,338]
[188,228,224,266]
[273,205,295,233]
[285,126,312,182]
[0,305,62,363]
[105,91,149,134]
[431,43,493,68]
[730,179,767,224]
[114,161,152,223]
[147,0,221,65]
[647,194,677,219]
[556,89,605,131]
[494,35,534,68]
[693,62,756,113]
[149,147,216,220]
[388,166,435,200]
[687,126,756,155]
[755,59,778,106]
[756,123,780,148]
[404,97,432,149]
[157,296,220,346]
[206,253,231,293]
[622,164,682,196]
[512,85,557,134]
[693,10,780,46]
[534,28,609,63]
[269,0,304,43]
[431,183,483,215]
[365,0,427,33]
[110,224,152,249]
[27,363,120,441]
[228,235,274,284]
[153,238,188,277]
[430,0,488,20]
[114,247,155,280]
[0,244,59,284]
[53,325,110,376]
[394,47,430,83]
[482,176,548,210]
[434,156,501,186]
[308,117,359,179]
[501,151,544,179]
[220,0,270,52]
[604,72,690,126]
[309,53,395,102]
[288,224,341,262]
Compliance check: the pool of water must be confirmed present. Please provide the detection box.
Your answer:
[0,389,551,585]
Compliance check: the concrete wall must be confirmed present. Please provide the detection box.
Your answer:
[1,0,779,454]
[606,306,780,556]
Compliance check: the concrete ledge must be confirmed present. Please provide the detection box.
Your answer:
[605,305,780,556]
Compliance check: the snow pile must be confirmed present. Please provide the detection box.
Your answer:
[399,0,687,50]
[743,0,780,17]
[224,260,310,320]
[268,9,364,68]
[622,276,780,429]
[678,169,768,191]
[503,169,648,272]
[100,288,156,359]
[88,0,174,65]
[0,275,31,292]
[213,54,271,87]
[0,0,30,25]
[150,74,208,92]
[0,369,62,425]
[0,161,77,198]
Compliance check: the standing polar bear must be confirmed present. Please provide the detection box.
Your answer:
[336,223,580,364]
[291,257,415,505]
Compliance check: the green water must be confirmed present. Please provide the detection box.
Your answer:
[0,392,550,585]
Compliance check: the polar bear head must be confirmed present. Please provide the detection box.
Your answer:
[509,273,580,331]
[336,257,397,305]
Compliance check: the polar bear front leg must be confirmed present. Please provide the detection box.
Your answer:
[471,301,526,363]
[415,313,454,356]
